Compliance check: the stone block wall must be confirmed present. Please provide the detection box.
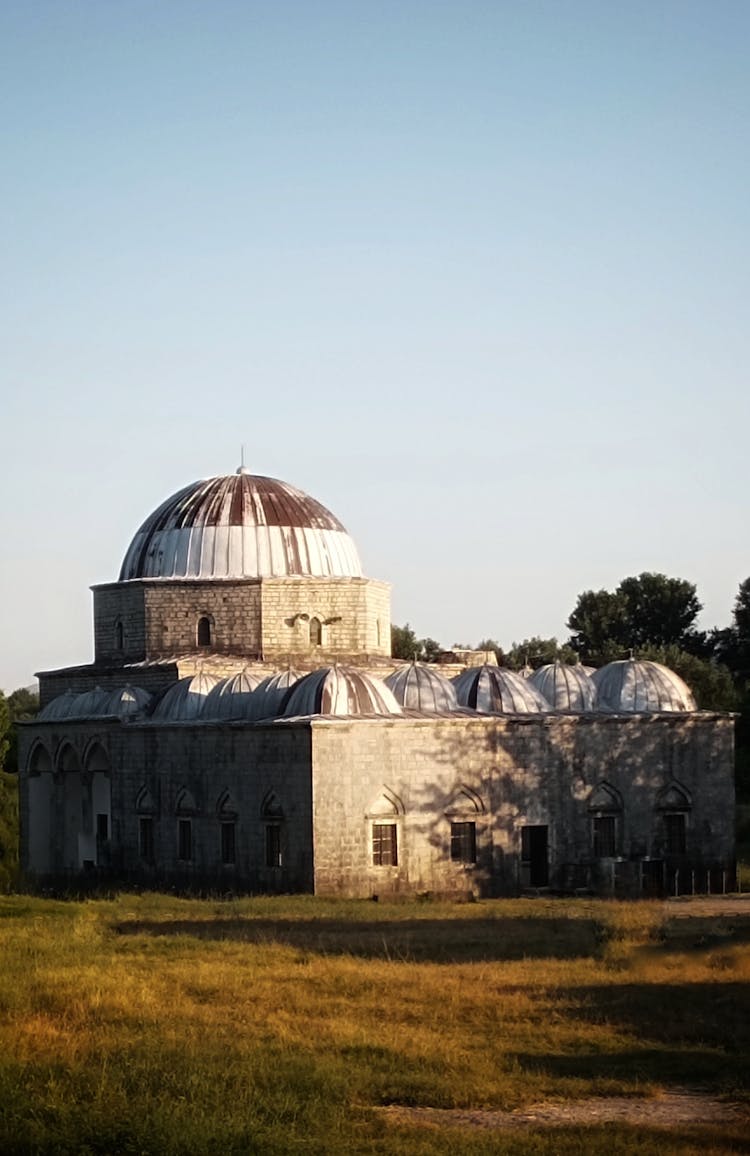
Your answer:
[310,713,736,898]
[260,577,391,658]
[143,581,263,658]
[93,584,146,662]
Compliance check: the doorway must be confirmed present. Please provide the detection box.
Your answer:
[521,825,549,887]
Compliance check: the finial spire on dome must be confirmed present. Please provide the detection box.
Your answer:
[237,445,250,475]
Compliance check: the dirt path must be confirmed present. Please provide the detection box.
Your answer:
[380,1090,749,1131]
[663,894,750,917]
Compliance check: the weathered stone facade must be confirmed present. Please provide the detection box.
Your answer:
[19,710,735,898]
[20,466,737,899]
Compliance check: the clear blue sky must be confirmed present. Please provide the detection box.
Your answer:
[1,0,748,691]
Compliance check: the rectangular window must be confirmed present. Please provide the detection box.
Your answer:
[139,816,154,863]
[450,821,477,864]
[665,812,687,855]
[265,823,282,868]
[372,823,398,867]
[177,818,193,862]
[221,821,236,866]
[96,813,109,844]
[592,815,617,858]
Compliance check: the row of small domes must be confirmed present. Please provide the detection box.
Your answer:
[38,659,696,723]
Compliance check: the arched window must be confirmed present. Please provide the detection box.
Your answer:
[197,616,212,647]
[588,782,623,858]
[114,620,124,651]
[309,617,322,647]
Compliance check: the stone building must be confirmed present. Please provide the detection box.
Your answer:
[19,468,736,897]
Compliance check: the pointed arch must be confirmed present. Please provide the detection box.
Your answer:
[656,780,692,810]
[309,617,322,647]
[445,784,485,815]
[260,790,284,820]
[175,786,197,815]
[114,619,124,651]
[216,789,238,818]
[56,741,82,774]
[587,781,623,812]
[26,741,52,777]
[136,784,156,813]
[83,740,110,775]
[366,786,405,818]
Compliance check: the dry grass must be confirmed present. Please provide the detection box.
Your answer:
[1,893,749,1153]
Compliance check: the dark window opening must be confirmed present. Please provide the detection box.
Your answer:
[197,616,212,647]
[592,815,617,858]
[309,617,322,646]
[372,823,398,867]
[665,812,687,855]
[178,818,193,862]
[450,821,477,864]
[114,621,124,650]
[139,817,155,863]
[265,823,282,868]
[221,821,236,866]
[95,813,109,844]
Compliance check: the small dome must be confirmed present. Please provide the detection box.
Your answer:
[151,672,221,721]
[592,660,696,712]
[104,685,153,717]
[119,472,362,581]
[37,690,81,721]
[281,666,402,718]
[385,663,458,712]
[246,669,302,720]
[530,662,597,711]
[203,671,263,720]
[68,686,112,718]
[452,666,551,714]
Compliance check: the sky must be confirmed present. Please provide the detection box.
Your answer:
[1,0,749,692]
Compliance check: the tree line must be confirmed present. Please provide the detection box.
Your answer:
[392,572,750,796]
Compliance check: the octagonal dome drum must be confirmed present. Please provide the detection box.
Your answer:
[385,663,458,712]
[592,659,696,712]
[281,666,402,718]
[453,665,551,713]
[119,470,362,581]
[151,672,221,721]
[530,662,597,711]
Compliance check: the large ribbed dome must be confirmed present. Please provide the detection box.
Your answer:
[592,660,697,713]
[119,470,362,581]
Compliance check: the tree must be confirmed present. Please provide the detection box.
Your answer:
[476,639,504,663]
[567,573,702,665]
[3,686,39,775]
[0,693,9,773]
[504,637,578,671]
[391,624,444,662]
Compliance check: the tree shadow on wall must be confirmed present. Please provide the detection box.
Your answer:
[112,914,600,962]
[409,710,735,895]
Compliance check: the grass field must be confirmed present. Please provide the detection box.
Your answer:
[1,892,749,1154]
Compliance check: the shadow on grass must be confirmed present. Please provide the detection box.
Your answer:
[112,915,600,962]
[513,980,750,1091]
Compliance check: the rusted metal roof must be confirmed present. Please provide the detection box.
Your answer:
[202,671,263,721]
[281,665,402,718]
[592,660,696,712]
[119,471,363,581]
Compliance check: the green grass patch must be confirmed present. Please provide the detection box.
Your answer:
[1,893,748,1153]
